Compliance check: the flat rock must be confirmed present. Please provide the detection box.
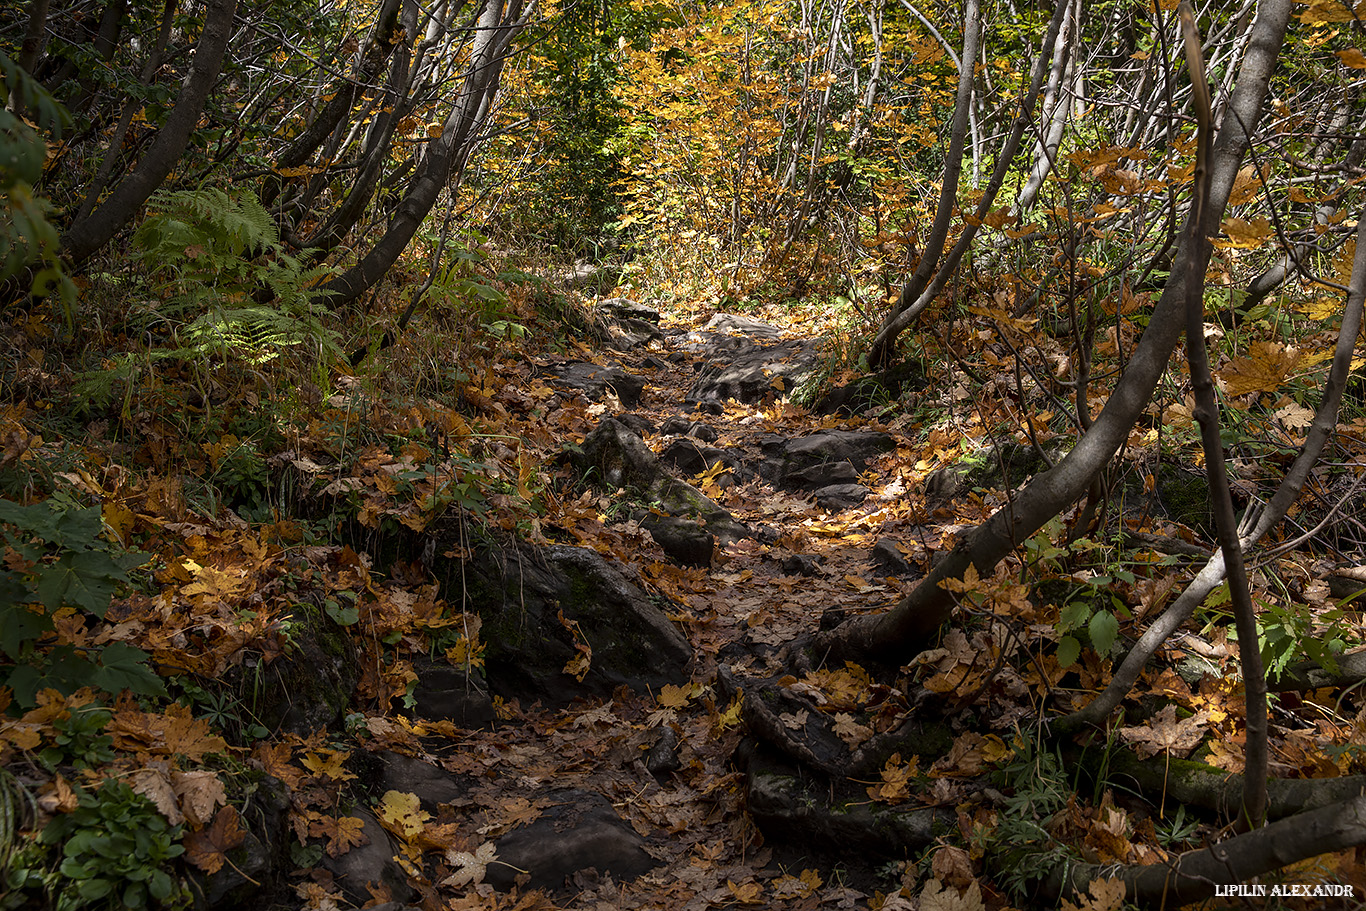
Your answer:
[640,514,714,567]
[375,751,469,814]
[571,417,749,543]
[762,430,895,486]
[541,362,646,407]
[700,313,783,339]
[486,790,657,892]
[814,483,869,510]
[595,298,662,323]
[870,538,921,579]
[659,417,718,441]
[659,438,745,484]
[686,338,820,403]
[784,459,859,490]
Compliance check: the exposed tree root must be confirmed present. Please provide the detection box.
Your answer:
[1037,794,1366,908]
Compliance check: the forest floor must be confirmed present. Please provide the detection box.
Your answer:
[6,289,1366,911]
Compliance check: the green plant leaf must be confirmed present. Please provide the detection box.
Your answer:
[1057,635,1081,668]
[1088,610,1119,655]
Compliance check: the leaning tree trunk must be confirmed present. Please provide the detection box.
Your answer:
[60,0,238,266]
[260,0,405,208]
[865,0,1067,367]
[868,0,979,357]
[322,0,528,308]
[819,0,1294,667]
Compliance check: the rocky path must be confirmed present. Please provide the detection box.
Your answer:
[295,302,972,911]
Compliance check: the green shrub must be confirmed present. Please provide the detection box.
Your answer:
[0,498,164,708]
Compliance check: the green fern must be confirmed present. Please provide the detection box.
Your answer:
[129,187,339,364]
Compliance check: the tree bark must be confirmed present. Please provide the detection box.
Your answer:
[1055,198,1366,732]
[1042,794,1366,908]
[822,0,1293,667]
[60,0,238,266]
[322,0,529,308]
[260,0,405,208]
[871,0,980,354]
[865,0,1068,366]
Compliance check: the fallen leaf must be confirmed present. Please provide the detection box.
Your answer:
[377,790,430,839]
[184,805,246,874]
[443,841,499,887]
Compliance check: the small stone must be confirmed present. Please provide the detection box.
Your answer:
[814,483,870,510]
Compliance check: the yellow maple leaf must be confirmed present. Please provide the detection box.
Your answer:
[1219,341,1301,396]
[301,748,357,781]
[1215,217,1273,250]
[657,683,694,709]
[1339,48,1366,69]
[377,790,430,839]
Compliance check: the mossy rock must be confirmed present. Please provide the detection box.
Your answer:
[440,541,693,704]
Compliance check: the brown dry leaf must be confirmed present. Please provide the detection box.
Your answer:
[159,703,228,761]
[129,762,183,825]
[252,740,303,789]
[831,712,873,747]
[931,845,976,888]
[301,748,357,782]
[36,774,79,816]
[1118,706,1210,758]
[173,770,226,827]
[919,878,986,911]
[728,879,764,903]
[867,752,917,805]
[1219,341,1301,396]
[1216,216,1274,250]
[656,683,694,709]
[184,805,246,874]
[1062,877,1127,911]
[310,814,368,857]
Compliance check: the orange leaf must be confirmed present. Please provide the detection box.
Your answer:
[184,806,246,874]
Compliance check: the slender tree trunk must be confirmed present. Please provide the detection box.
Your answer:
[61,0,238,266]
[822,0,1293,666]
[261,0,405,208]
[1013,1,1073,214]
[873,0,980,349]
[322,0,529,307]
[71,0,179,226]
[866,0,1068,366]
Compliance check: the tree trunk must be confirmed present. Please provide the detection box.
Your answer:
[322,0,528,308]
[260,0,405,208]
[865,0,1068,367]
[821,0,1293,666]
[871,0,980,353]
[60,0,238,266]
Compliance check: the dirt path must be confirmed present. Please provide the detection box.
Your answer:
[397,309,934,909]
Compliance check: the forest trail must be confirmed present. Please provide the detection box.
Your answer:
[373,303,948,910]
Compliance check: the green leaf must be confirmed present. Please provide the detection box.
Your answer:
[1089,610,1119,655]
[1056,635,1081,668]
[34,550,127,614]
[1058,600,1090,633]
[0,600,51,657]
[91,643,166,698]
